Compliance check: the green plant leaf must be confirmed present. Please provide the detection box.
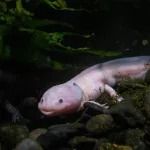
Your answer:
[16,0,22,14]
[41,0,91,11]
[18,28,121,57]
[57,0,67,9]
[23,19,75,29]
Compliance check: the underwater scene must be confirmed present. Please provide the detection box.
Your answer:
[1,0,150,149]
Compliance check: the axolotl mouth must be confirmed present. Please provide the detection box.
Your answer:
[39,110,55,116]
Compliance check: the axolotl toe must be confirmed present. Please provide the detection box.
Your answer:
[38,56,150,116]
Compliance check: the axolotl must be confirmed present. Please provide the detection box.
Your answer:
[38,56,150,116]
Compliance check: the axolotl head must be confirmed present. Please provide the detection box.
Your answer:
[38,83,83,116]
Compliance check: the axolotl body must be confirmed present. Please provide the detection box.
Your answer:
[38,56,150,116]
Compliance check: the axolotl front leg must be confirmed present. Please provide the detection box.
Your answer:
[85,83,123,108]
[104,84,123,102]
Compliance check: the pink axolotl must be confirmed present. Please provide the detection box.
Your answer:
[38,56,150,116]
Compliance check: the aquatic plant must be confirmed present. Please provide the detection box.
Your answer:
[0,0,121,69]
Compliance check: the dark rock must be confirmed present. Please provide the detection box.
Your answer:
[0,124,29,149]
[85,114,115,135]
[109,128,146,150]
[143,126,150,146]
[93,138,132,150]
[83,101,111,116]
[69,136,98,149]
[36,123,84,149]
[110,101,146,127]
[16,138,43,150]
[30,128,47,140]
[145,69,150,85]
[144,87,150,119]
[47,123,85,136]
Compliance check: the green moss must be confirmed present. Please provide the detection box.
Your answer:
[117,77,149,109]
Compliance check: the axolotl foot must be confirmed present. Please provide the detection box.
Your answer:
[83,96,123,115]
[83,101,110,114]
[3,100,23,123]
[84,101,109,109]
[117,96,124,102]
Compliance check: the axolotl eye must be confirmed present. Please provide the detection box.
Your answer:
[59,99,63,103]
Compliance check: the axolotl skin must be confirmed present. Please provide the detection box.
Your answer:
[38,56,150,116]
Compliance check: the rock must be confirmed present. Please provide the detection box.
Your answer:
[109,128,146,149]
[69,136,98,149]
[145,69,150,84]
[93,138,132,150]
[36,131,61,149]
[0,124,29,149]
[16,138,43,150]
[85,114,115,135]
[93,138,109,150]
[47,123,84,135]
[17,97,41,122]
[30,128,47,140]
[143,126,150,146]
[83,101,111,116]
[110,101,146,127]
[144,87,150,119]
[36,123,84,149]
[123,128,146,149]
[18,97,38,110]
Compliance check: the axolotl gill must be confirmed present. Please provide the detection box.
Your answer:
[38,56,150,116]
